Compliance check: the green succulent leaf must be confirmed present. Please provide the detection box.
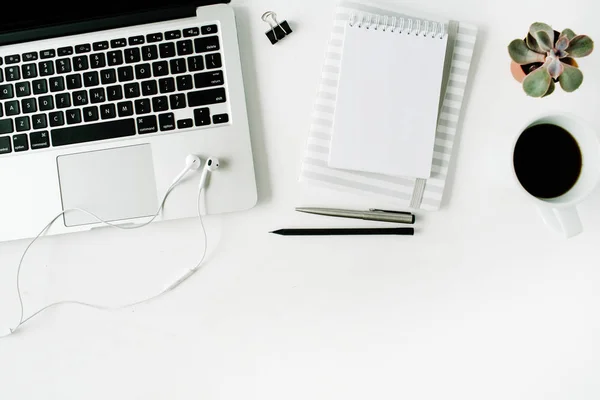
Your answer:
[542,80,556,97]
[567,35,594,58]
[508,39,546,64]
[522,66,552,97]
[555,35,570,52]
[560,28,576,41]
[529,22,555,51]
[526,33,545,53]
[547,58,564,78]
[559,63,584,92]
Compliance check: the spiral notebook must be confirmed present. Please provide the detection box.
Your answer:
[300,1,478,210]
[328,13,449,179]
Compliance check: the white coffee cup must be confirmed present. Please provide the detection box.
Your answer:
[511,114,600,238]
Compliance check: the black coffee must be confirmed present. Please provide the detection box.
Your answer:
[513,123,582,199]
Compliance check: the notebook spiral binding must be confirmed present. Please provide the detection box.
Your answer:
[348,13,447,39]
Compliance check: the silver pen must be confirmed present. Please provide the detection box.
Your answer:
[295,207,415,224]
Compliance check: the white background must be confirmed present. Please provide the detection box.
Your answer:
[2,0,600,399]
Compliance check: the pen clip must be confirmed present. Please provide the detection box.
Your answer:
[369,209,413,215]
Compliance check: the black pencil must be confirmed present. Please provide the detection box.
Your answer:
[270,227,414,236]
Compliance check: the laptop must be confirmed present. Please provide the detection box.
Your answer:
[0,0,258,243]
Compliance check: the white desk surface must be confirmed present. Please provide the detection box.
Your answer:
[2,0,600,399]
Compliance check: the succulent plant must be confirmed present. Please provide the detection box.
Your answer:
[508,22,594,97]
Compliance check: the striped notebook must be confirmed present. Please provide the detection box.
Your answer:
[300,2,477,211]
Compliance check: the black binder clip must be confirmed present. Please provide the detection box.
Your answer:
[262,11,292,45]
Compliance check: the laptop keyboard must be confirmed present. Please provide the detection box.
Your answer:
[0,24,229,155]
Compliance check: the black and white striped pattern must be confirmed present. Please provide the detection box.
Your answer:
[300,6,477,211]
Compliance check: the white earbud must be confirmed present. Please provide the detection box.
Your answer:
[198,157,220,192]
[172,155,202,184]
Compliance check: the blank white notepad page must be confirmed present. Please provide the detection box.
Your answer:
[328,20,449,178]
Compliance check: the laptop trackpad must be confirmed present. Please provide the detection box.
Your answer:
[57,144,158,227]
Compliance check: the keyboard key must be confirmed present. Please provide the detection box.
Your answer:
[166,30,182,40]
[135,63,151,79]
[142,45,159,61]
[39,95,54,111]
[124,82,140,98]
[177,118,193,129]
[0,70,3,83]
[51,119,136,146]
[84,71,100,87]
[213,113,229,124]
[107,85,123,101]
[73,56,89,71]
[125,48,141,64]
[176,75,193,91]
[170,93,186,109]
[55,93,71,109]
[73,90,88,106]
[66,109,82,124]
[159,112,175,131]
[129,35,145,46]
[16,116,30,131]
[187,56,204,72]
[58,47,74,56]
[194,70,224,88]
[32,114,48,129]
[111,38,127,48]
[13,134,29,152]
[177,40,193,56]
[5,100,20,116]
[90,88,105,103]
[183,27,200,37]
[159,43,176,58]
[16,82,31,97]
[6,66,20,81]
[83,106,99,122]
[0,119,14,134]
[206,53,222,69]
[22,63,38,78]
[188,87,226,107]
[40,49,56,59]
[75,44,91,53]
[194,107,210,126]
[195,36,220,53]
[32,79,48,94]
[152,61,169,77]
[22,98,37,113]
[107,51,123,66]
[159,77,175,93]
[93,41,110,51]
[152,96,169,112]
[147,33,163,43]
[0,84,13,99]
[49,76,65,92]
[201,25,218,35]
[90,53,106,69]
[0,56,3,66]
[66,74,82,90]
[118,66,134,82]
[0,135,12,154]
[56,59,72,74]
[30,131,50,149]
[135,98,151,114]
[100,104,116,119]
[22,52,38,62]
[6,55,20,64]
[137,115,158,134]
[101,69,117,84]
[170,58,187,74]
[39,61,55,76]
[141,80,158,96]
[117,101,134,117]
[49,111,65,127]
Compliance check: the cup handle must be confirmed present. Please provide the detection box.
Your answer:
[537,205,583,238]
